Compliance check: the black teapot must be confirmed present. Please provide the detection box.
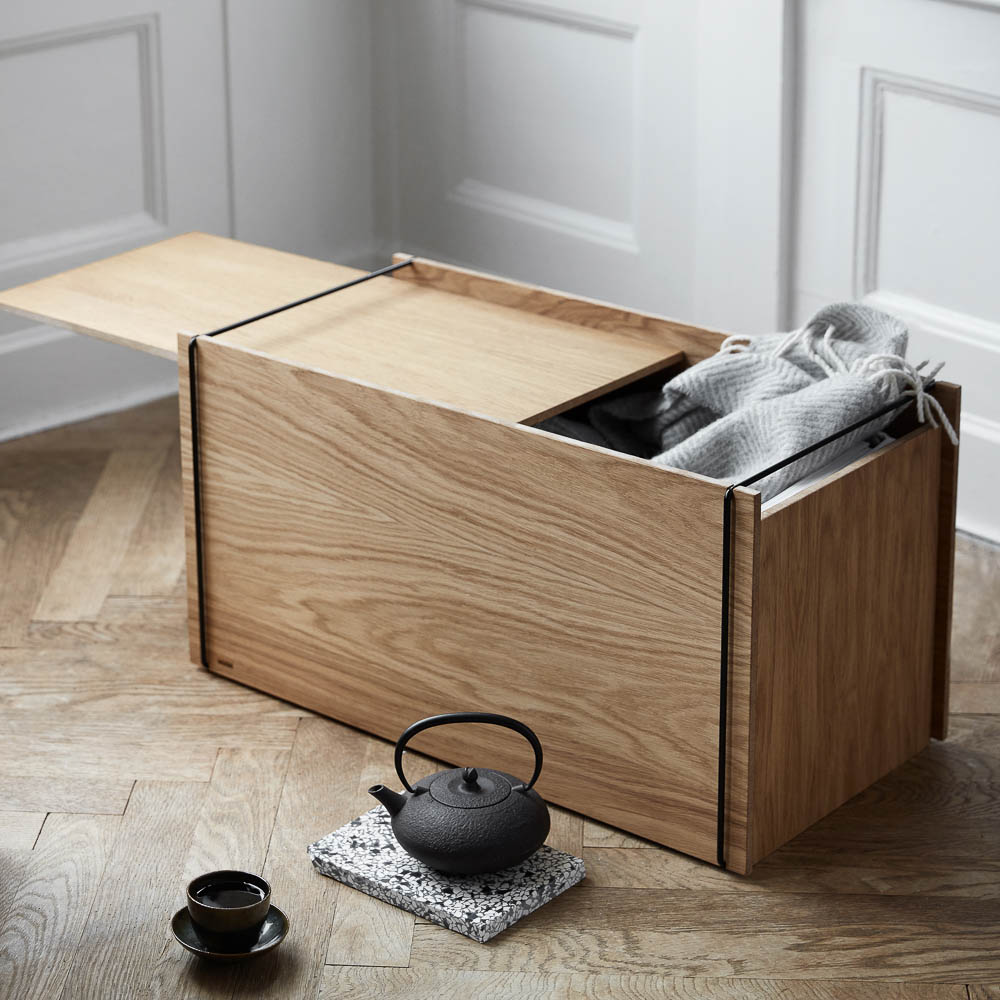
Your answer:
[368,712,550,875]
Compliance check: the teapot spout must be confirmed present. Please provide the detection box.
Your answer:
[368,783,407,817]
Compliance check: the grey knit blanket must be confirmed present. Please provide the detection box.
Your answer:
[542,303,954,501]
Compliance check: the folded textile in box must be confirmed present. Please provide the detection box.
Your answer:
[307,806,586,942]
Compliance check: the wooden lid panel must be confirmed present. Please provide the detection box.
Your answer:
[222,266,681,424]
[0,232,680,424]
[0,233,363,359]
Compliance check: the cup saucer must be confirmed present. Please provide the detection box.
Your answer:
[171,904,289,962]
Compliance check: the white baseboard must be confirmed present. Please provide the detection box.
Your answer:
[0,326,176,444]
[955,413,1000,544]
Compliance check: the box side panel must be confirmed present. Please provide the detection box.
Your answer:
[930,384,961,740]
[178,334,203,666]
[391,254,730,364]
[181,338,755,871]
[752,428,941,864]
[728,487,760,873]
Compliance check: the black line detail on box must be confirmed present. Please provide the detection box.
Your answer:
[716,382,933,869]
[187,256,416,669]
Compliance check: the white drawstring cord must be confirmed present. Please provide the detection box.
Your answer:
[714,323,958,446]
[718,333,751,354]
[852,354,958,445]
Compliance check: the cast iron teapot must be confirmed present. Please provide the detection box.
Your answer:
[368,712,550,875]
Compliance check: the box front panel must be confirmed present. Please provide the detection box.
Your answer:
[180,337,756,870]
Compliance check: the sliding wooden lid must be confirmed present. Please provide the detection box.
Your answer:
[0,232,681,424]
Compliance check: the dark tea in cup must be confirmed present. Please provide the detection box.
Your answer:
[186,870,271,934]
[193,879,266,908]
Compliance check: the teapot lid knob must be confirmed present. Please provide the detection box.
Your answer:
[462,767,479,787]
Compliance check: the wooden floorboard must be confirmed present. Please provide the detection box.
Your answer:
[148,747,290,1000]
[0,811,46,850]
[0,813,120,1000]
[1,397,998,996]
[319,969,971,999]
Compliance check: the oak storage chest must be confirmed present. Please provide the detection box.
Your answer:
[0,233,960,874]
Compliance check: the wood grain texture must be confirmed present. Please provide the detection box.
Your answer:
[778,714,1000,863]
[321,968,969,1000]
[2,398,999,996]
[148,747,290,1000]
[584,713,1000,897]
[0,811,46,849]
[2,715,297,782]
[0,647,303,716]
[582,819,655,850]
[61,781,207,1000]
[545,806,585,857]
[930,384,961,739]
[0,852,31,951]
[112,441,185,597]
[391,253,731,364]
[407,889,1000,981]
[0,452,107,644]
[218,276,682,427]
[0,775,133,816]
[582,846,1000,897]
[33,448,168,620]
[182,747,290,881]
[180,337,755,871]
[326,740,415,968]
[0,814,119,1000]
[0,232,363,359]
[0,231,682,426]
[21,600,187,651]
[751,427,941,864]
[228,718,368,1000]
[728,486,759,870]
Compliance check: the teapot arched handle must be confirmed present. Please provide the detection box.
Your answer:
[394,712,544,793]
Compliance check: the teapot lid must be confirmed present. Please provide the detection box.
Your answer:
[429,767,510,809]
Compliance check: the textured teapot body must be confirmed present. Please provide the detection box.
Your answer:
[369,713,551,876]
[383,770,549,875]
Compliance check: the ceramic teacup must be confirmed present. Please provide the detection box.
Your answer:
[186,870,271,934]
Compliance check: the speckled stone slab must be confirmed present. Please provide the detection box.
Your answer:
[307,806,586,942]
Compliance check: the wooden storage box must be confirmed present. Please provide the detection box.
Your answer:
[0,233,960,874]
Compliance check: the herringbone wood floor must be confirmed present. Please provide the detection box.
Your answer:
[1,396,999,1000]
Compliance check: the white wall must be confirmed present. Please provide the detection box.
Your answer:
[224,0,377,264]
[0,0,377,442]
[373,0,789,333]
[789,0,1000,541]
[4,0,998,540]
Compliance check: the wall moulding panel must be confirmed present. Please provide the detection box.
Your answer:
[852,66,1000,540]
[0,0,230,437]
[854,66,1000,304]
[389,0,683,320]
[792,0,1000,540]
[446,178,640,255]
[0,13,167,290]
[443,0,639,253]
